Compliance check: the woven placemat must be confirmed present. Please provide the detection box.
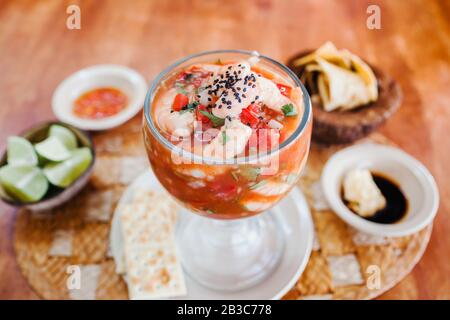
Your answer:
[13,117,432,300]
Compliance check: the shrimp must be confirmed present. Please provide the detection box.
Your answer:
[257,77,293,113]
[155,88,195,138]
[203,118,252,160]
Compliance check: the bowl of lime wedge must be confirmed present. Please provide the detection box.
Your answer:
[0,122,95,211]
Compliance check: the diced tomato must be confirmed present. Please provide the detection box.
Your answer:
[172,93,189,111]
[240,105,260,128]
[196,105,211,123]
[176,72,188,82]
[276,83,292,97]
[210,180,238,201]
[247,104,260,114]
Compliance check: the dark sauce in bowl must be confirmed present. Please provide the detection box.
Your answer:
[342,172,408,224]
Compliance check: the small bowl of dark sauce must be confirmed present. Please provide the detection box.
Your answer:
[322,144,439,237]
[341,172,408,224]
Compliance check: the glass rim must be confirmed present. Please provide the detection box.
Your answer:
[143,49,311,165]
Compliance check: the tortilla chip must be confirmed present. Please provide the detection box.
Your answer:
[347,52,378,101]
[316,58,373,111]
[293,41,378,111]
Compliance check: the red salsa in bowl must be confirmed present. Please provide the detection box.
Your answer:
[73,87,128,119]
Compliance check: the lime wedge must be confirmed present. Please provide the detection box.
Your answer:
[43,147,92,188]
[49,125,77,150]
[35,136,71,162]
[0,165,48,202]
[7,136,38,166]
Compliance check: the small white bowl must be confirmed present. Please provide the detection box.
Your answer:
[52,64,147,131]
[321,143,439,237]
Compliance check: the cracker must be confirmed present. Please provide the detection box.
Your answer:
[121,189,186,299]
[125,243,186,299]
[296,251,333,295]
[68,264,101,300]
[48,230,73,257]
[313,210,355,256]
[327,254,364,287]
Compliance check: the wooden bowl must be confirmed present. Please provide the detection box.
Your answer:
[0,121,95,211]
[287,50,402,145]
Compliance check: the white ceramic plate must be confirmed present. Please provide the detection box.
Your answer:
[110,169,314,300]
[321,143,439,237]
[52,64,147,131]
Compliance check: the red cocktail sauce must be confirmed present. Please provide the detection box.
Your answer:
[73,87,128,119]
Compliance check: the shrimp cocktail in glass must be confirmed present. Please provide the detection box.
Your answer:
[143,50,312,291]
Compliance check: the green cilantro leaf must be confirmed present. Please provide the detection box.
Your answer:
[281,103,297,116]
[199,110,225,127]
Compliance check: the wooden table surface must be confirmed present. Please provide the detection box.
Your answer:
[0,0,449,299]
